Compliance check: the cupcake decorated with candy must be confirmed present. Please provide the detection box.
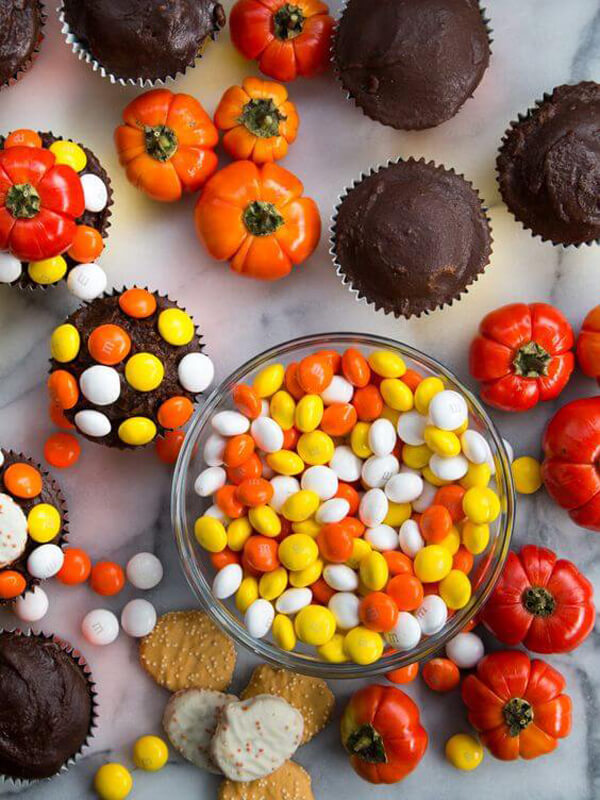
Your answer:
[0,129,112,296]
[0,1,45,90]
[48,288,214,449]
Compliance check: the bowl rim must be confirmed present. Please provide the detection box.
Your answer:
[172,332,515,679]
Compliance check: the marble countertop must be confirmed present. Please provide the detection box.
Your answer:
[1,0,600,797]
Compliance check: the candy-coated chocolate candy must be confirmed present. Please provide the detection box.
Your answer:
[125,353,164,392]
[361,453,399,488]
[429,390,468,431]
[80,365,121,405]
[88,325,131,365]
[118,417,157,446]
[204,434,225,466]
[51,324,81,363]
[0,570,26,598]
[275,587,312,615]
[27,543,64,579]
[269,475,300,512]
[80,172,109,212]
[273,614,296,651]
[195,516,227,552]
[384,612,422,650]
[14,586,49,622]
[82,609,120,646]
[28,256,67,284]
[344,626,384,664]
[56,547,92,584]
[90,561,125,596]
[318,633,349,663]
[44,432,80,469]
[414,594,448,635]
[0,252,22,283]
[66,262,107,301]
[368,418,396,456]
[278,533,318,570]
[155,430,185,464]
[49,140,87,171]
[315,497,349,524]
[320,375,353,405]
[244,598,275,638]
[364,524,397,551]
[300,465,338,500]
[445,733,484,771]
[133,736,168,772]
[296,431,334,466]
[94,763,132,800]
[396,410,426,446]
[119,288,157,318]
[157,396,193,429]
[385,472,423,503]
[253,364,285,398]
[328,592,360,629]
[460,430,491,465]
[4,463,42,499]
[250,416,284,453]
[68,225,104,263]
[445,632,484,668]
[323,564,359,592]
[178,352,214,393]
[213,563,243,599]
[429,454,468,482]
[359,488,388,527]
[121,598,157,637]
[194,466,227,497]
[294,605,335,646]
[74,409,111,438]
[48,370,79,409]
[125,552,163,589]
[27,504,61,542]
[329,445,362,482]
[158,308,194,345]
[5,129,42,148]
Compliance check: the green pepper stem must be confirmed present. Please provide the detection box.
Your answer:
[522,586,556,617]
[239,98,286,139]
[5,183,41,219]
[273,3,305,39]
[345,724,387,764]
[243,201,284,236]
[144,125,178,162]
[503,697,534,736]
[513,341,552,377]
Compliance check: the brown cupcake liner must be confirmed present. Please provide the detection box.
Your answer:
[57,3,225,88]
[0,0,47,92]
[0,628,98,790]
[329,156,493,319]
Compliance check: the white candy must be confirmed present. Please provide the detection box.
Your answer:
[179,353,214,393]
[244,598,275,637]
[204,504,229,524]
[365,524,398,551]
[259,399,270,416]
[74,409,111,437]
[82,608,119,645]
[359,488,388,528]
[212,411,250,436]
[67,262,107,301]
[320,375,353,405]
[315,498,349,524]
[446,632,484,669]
[397,411,427,445]
[121,598,157,637]
[0,252,22,283]
[414,594,448,635]
[429,390,468,431]
[275,588,312,615]
[250,417,284,453]
[126,552,163,590]
[301,465,338,500]
[194,466,227,497]
[79,365,121,405]
[26,543,64,579]
[460,429,492,465]
[385,472,423,503]
[329,446,362,482]
[203,433,226,466]
[328,592,360,629]
[212,563,243,599]
[412,480,438,513]
[385,612,422,650]
[429,453,468,481]
[323,564,358,592]
[398,519,425,558]
[80,172,109,212]
[368,418,396,456]
[15,587,49,622]
[361,454,399,488]
[269,475,300,512]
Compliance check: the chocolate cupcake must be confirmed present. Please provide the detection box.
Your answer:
[0,130,113,295]
[330,158,492,318]
[0,449,68,604]
[334,0,491,130]
[59,0,226,86]
[0,0,45,90]
[497,83,600,246]
[0,630,97,785]
[49,287,215,449]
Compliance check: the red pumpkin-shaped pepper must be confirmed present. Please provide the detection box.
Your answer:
[576,304,600,379]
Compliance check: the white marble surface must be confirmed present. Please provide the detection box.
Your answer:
[1,0,600,797]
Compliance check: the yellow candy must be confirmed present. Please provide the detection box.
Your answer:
[440,569,472,609]
[512,456,542,494]
[380,378,413,412]
[344,626,384,665]
[414,545,452,582]
[453,420,469,435]
[50,140,87,171]
[94,763,132,800]
[273,614,296,651]
[421,465,451,487]
[270,391,295,430]
[402,443,432,470]
[346,537,372,569]
[253,363,284,397]
[439,525,460,556]
[462,521,490,555]
[248,505,281,537]
[414,376,445,415]
[295,394,323,433]
[282,490,320,522]
[424,426,461,457]
[227,517,252,551]
[297,431,334,465]
[380,405,400,426]
[463,487,501,524]
[125,352,164,391]
[359,551,389,591]
[157,308,194,345]
[50,323,80,362]
[259,567,288,600]
[445,734,483,771]
[291,518,321,538]
[368,350,406,378]
[194,516,227,552]
[384,501,412,527]
[133,735,168,771]
[289,558,323,587]
[235,576,258,612]
[267,450,304,476]
[350,422,372,459]
[317,633,349,663]
[278,533,318,571]
[118,416,157,446]
[27,504,60,543]
[28,256,67,285]
[294,605,336,646]
[461,462,491,489]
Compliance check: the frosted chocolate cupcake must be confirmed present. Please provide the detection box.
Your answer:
[0,0,44,89]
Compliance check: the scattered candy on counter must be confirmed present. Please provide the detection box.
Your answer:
[91,561,125,596]
[94,762,133,800]
[82,608,120,646]
[121,598,157,638]
[126,552,163,590]
[56,547,92,584]
[132,735,169,772]
[44,432,81,469]
[445,733,484,771]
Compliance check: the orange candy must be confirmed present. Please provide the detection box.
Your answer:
[211,548,241,570]
[297,354,333,394]
[67,225,104,263]
[342,347,370,388]
[321,403,357,436]
[386,573,424,611]
[223,434,255,468]
[235,477,273,507]
[232,384,262,419]
[215,485,245,518]
[49,400,75,430]
[284,363,305,400]
[3,463,42,499]
[282,426,299,450]
[335,483,360,516]
[341,517,365,539]
[318,349,342,373]
[310,577,336,605]
[434,485,466,523]
[243,535,279,573]
[5,129,42,148]
[453,546,474,575]
[383,551,414,576]
[157,396,194,429]
[0,571,26,599]
[352,385,383,421]
[90,561,125,596]
[400,368,423,392]
[44,433,81,469]
[155,430,185,464]
[87,324,132,365]
[359,592,399,632]
[419,505,453,544]
[422,657,460,692]
[317,523,353,563]
[47,370,79,409]
[227,452,262,485]
[56,548,92,585]
[118,288,157,318]
[386,660,419,685]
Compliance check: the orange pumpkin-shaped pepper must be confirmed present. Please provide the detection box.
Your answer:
[194,160,320,281]
[214,77,299,163]
[114,89,219,203]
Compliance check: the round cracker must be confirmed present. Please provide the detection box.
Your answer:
[218,760,314,800]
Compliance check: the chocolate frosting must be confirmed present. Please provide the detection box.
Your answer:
[498,83,600,245]
[0,633,92,780]
[334,0,490,130]
[333,160,492,318]
[0,0,41,86]
[63,0,226,81]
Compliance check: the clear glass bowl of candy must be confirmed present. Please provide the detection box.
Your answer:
[172,333,514,678]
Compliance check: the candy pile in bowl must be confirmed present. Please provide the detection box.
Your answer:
[190,341,511,667]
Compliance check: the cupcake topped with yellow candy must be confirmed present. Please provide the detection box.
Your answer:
[48,287,214,449]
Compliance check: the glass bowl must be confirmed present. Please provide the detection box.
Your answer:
[172,333,514,679]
